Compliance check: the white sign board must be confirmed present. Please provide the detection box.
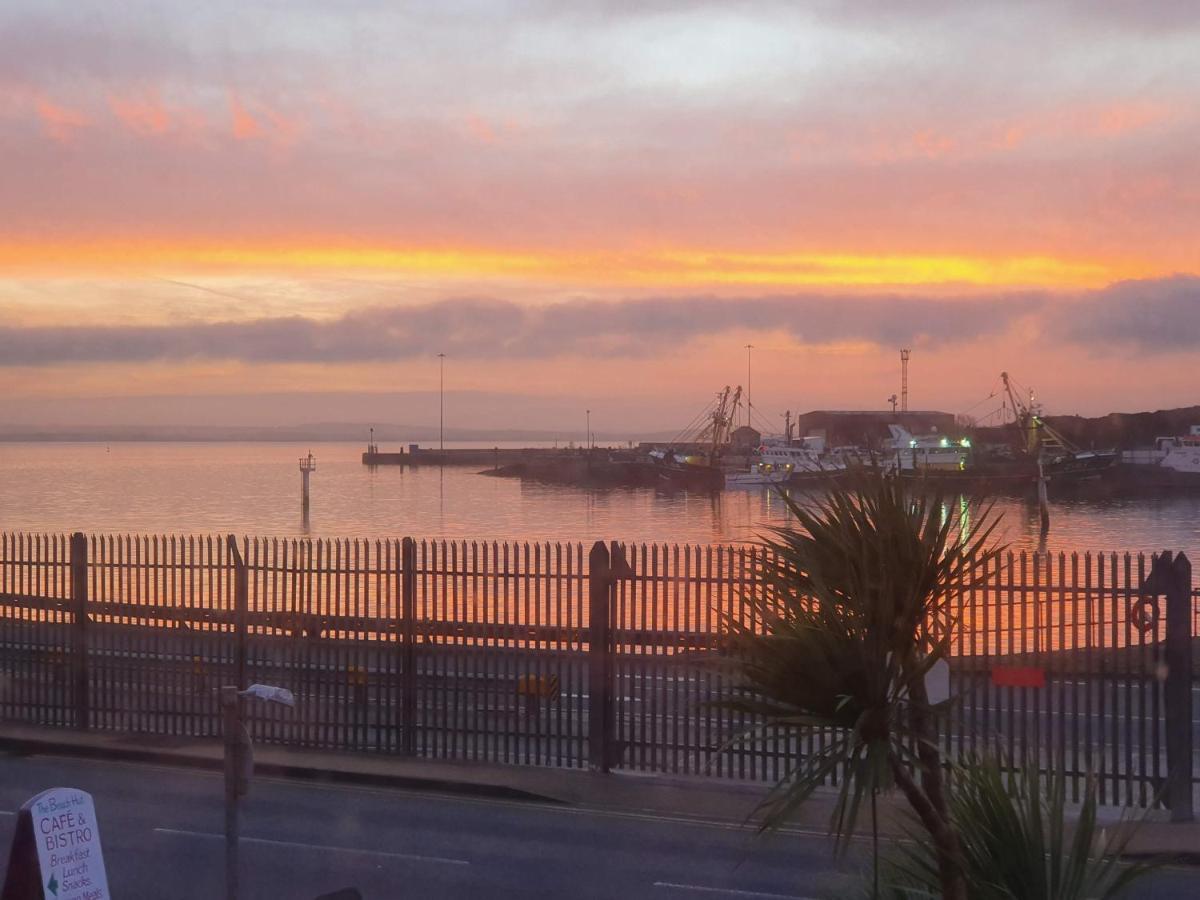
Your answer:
[29,787,110,900]
[242,684,296,707]
[925,658,951,706]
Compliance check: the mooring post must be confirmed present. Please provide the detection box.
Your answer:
[400,537,418,756]
[1164,551,1194,822]
[587,541,612,772]
[69,532,90,730]
[227,536,248,691]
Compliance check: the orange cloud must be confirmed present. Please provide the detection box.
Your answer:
[229,92,261,140]
[35,97,89,142]
[464,114,497,144]
[108,92,172,136]
[862,100,1179,163]
[1088,101,1173,138]
[0,238,1160,290]
[996,100,1176,151]
[227,91,301,145]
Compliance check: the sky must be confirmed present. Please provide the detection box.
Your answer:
[0,1,1198,436]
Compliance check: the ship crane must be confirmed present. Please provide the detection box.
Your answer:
[1000,371,1076,460]
[694,386,743,461]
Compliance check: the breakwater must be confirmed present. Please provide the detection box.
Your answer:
[363,446,574,467]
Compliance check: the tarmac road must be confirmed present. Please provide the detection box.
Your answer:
[0,752,1196,899]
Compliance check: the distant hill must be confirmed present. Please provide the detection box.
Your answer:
[1042,406,1200,450]
[974,406,1200,450]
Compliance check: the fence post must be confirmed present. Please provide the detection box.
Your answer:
[227,536,248,691]
[588,541,612,772]
[69,532,89,730]
[401,537,417,756]
[1164,552,1193,822]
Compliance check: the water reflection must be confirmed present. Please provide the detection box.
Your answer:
[0,441,1199,555]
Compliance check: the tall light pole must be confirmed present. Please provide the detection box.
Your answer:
[745,343,754,427]
[586,409,591,449]
[438,353,446,452]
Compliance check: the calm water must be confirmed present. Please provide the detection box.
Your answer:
[1,441,1199,555]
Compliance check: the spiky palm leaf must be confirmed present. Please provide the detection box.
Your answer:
[883,757,1157,900]
[714,472,1003,852]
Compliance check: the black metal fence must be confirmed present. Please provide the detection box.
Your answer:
[0,532,1194,811]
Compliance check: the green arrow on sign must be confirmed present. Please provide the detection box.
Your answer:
[46,872,59,896]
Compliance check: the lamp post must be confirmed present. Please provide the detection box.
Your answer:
[586,409,591,450]
[438,353,446,452]
[745,343,754,427]
[221,683,296,900]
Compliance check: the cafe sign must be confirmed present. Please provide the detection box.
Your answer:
[1,788,110,900]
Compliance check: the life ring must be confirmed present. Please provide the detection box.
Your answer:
[1129,596,1160,634]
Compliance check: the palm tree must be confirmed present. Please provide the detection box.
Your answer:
[885,757,1156,900]
[716,472,1002,900]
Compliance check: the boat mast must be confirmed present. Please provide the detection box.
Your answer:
[1000,371,1076,458]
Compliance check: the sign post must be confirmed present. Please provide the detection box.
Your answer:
[1,787,110,900]
[222,686,245,900]
[221,683,296,900]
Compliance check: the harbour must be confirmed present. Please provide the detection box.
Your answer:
[3,441,1200,554]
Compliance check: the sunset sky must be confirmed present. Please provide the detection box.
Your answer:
[1,1,1197,435]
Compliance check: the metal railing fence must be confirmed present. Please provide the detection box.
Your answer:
[0,531,1194,811]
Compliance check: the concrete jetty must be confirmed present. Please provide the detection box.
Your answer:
[363,445,593,468]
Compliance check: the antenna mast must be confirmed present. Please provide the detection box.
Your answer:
[900,349,910,413]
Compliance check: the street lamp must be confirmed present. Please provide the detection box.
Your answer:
[745,344,753,428]
[438,353,446,452]
[221,683,295,900]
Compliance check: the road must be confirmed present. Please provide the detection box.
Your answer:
[0,754,1196,899]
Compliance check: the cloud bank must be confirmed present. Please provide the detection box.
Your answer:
[1048,276,1200,351]
[3,279,1194,367]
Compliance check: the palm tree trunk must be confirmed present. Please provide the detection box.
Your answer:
[895,675,968,900]
[889,753,967,900]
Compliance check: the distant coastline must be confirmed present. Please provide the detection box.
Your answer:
[2,403,1198,447]
[0,423,675,444]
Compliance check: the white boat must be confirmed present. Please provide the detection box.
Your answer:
[759,436,847,478]
[881,425,971,472]
[724,461,791,489]
[1156,429,1200,477]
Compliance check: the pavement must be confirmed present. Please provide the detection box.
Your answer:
[0,722,1197,895]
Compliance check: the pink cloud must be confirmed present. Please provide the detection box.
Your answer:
[1087,101,1174,138]
[228,91,301,145]
[228,92,261,140]
[108,91,172,136]
[994,101,1177,151]
[465,114,497,144]
[34,96,88,142]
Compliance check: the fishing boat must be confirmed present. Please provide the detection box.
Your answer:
[1157,433,1200,479]
[759,436,847,481]
[724,460,791,488]
[637,385,745,491]
[1117,429,1200,489]
[881,425,971,472]
[997,372,1118,484]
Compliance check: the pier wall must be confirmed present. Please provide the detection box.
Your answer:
[363,447,598,467]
